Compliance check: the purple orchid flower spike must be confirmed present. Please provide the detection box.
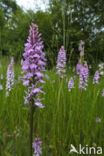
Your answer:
[93,71,100,84]
[79,61,89,91]
[22,23,46,109]
[56,46,66,78]
[68,77,74,92]
[11,57,14,65]
[22,23,46,156]
[6,64,14,96]
[78,41,85,64]
[32,138,42,156]
[76,60,82,75]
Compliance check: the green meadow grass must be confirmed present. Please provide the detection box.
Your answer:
[0,58,104,156]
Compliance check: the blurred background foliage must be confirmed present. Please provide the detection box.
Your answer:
[0,0,104,68]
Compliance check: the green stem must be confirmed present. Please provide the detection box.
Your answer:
[79,90,83,142]
[57,79,63,110]
[55,78,63,150]
[65,91,72,143]
[10,91,14,129]
[30,102,34,156]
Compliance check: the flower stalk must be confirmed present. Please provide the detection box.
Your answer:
[30,101,34,156]
[22,23,46,156]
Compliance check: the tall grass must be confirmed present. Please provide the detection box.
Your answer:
[0,58,104,155]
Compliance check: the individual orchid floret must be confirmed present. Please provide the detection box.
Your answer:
[56,46,66,78]
[22,23,46,108]
[96,117,101,123]
[93,71,100,84]
[32,138,42,156]
[79,62,89,91]
[6,64,14,96]
[68,77,74,92]
[76,60,82,74]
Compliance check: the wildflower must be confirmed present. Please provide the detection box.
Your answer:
[56,46,66,78]
[80,41,85,46]
[32,138,42,156]
[76,60,82,74]
[0,84,3,90]
[102,89,104,97]
[79,62,89,91]
[68,78,74,92]
[78,41,85,56]
[35,98,44,108]
[6,64,14,96]
[96,117,101,123]
[22,23,46,108]
[11,57,14,65]
[78,45,83,52]
[78,41,85,65]
[93,71,100,84]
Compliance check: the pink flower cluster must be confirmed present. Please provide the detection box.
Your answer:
[68,77,74,92]
[32,138,42,156]
[6,58,14,96]
[56,46,66,78]
[79,62,89,90]
[22,23,46,108]
[76,60,82,75]
[93,71,100,84]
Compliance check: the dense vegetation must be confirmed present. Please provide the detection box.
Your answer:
[0,57,104,155]
[0,1,104,155]
[0,0,104,68]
